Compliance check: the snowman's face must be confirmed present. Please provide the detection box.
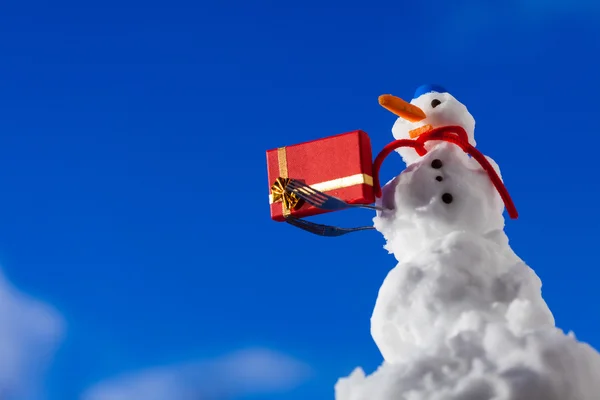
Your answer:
[374,143,505,262]
[391,92,476,146]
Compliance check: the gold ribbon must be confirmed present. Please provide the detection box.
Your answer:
[270,177,301,213]
[310,173,373,193]
[268,173,374,204]
[270,147,297,216]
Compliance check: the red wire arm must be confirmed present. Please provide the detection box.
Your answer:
[372,139,426,197]
[372,126,518,219]
[372,126,468,197]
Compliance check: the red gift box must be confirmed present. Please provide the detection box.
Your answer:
[266,130,375,222]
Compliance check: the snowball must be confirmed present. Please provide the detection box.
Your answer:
[370,231,555,364]
[374,142,505,264]
[392,92,476,165]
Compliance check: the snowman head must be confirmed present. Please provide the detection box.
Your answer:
[380,85,476,165]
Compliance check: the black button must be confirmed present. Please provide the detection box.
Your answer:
[431,99,442,108]
[431,159,443,169]
[436,176,443,182]
[442,193,453,204]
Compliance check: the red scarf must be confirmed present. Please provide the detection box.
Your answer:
[372,126,519,219]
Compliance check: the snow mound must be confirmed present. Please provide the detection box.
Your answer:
[336,327,600,400]
[335,140,600,400]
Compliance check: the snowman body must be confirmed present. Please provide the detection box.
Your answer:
[371,142,550,364]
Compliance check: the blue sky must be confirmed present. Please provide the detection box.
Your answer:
[0,0,599,398]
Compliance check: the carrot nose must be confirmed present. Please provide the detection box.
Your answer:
[379,94,426,123]
[408,124,433,139]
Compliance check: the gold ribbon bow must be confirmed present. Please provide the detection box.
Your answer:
[270,177,302,213]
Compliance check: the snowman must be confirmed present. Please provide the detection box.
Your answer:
[331,85,600,400]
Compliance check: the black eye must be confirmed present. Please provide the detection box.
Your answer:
[431,99,441,108]
[431,159,443,169]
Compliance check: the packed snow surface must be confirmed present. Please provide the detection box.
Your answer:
[335,140,600,400]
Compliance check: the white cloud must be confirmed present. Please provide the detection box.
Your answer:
[81,347,312,400]
[0,268,65,400]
